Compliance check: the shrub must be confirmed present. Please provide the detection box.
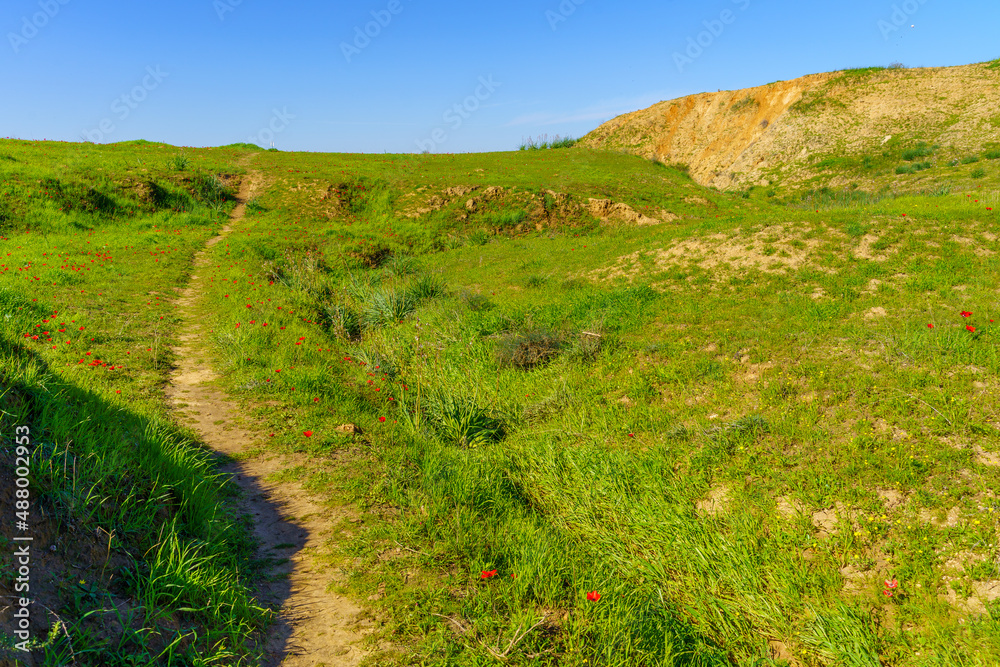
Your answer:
[518,134,577,150]
[344,271,382,302]
[168,155,189,171]
[985,149,1000,160]
[896,162,932,175]
[496,329,564,370]
[468,229,491,246]
[902,143,937,161]
[320,302,362,340]
[362,288,417,328]
[194,173,233,204]
[408,274,446,301]
[525,274,549,288]
[423,388,506,447]
[381,253,418,278]
[730,95,757,113]
[962,155,980,164]
[971,167,987,179]
[484,209,528,229]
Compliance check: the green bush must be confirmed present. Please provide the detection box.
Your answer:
[730,95,757,113]
[902,143,937,161]
[381,253,419,278]
[971,167,987,179]
[168,155,189,171]
[320,302,362,340]
[896,161,932,175]
[194,173,232,203]
[362,288,417,328]
[518,134,577,150]
[423,388,506,447]
[961,155,980,164]
[984,149,1000,160]
[483,209,528,229]
[408,274,446,301]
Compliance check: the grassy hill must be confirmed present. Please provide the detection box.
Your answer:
[1,136,998,666]
[581,60,1000,200]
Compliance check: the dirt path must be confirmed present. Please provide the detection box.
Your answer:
[165,169,372,666]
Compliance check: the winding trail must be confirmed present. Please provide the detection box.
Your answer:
[165,169,372,666]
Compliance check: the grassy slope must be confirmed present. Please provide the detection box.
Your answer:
[0,140,269,666]
[2,138,999,666]
[200,147,998,665]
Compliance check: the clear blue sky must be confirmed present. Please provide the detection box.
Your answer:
[2,0,998,154]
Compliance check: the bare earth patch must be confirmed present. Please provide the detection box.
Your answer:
[696,485,730,516]
[583,223,839,285]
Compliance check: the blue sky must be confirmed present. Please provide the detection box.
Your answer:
[2,0,998,153]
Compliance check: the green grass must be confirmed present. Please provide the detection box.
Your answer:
[0,140,268,665]
[3,137,1000,666]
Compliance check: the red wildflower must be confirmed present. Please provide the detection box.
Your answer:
[586,591,601,602]
[303,430,313,437]
[927,323,934,329]
[379,416,386,423]
[967,325,976,333]
[884,579,898,589]
[480,569,498,579]
[961,311,973,317]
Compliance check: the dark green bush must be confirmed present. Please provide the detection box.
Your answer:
[496,329,565,370]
